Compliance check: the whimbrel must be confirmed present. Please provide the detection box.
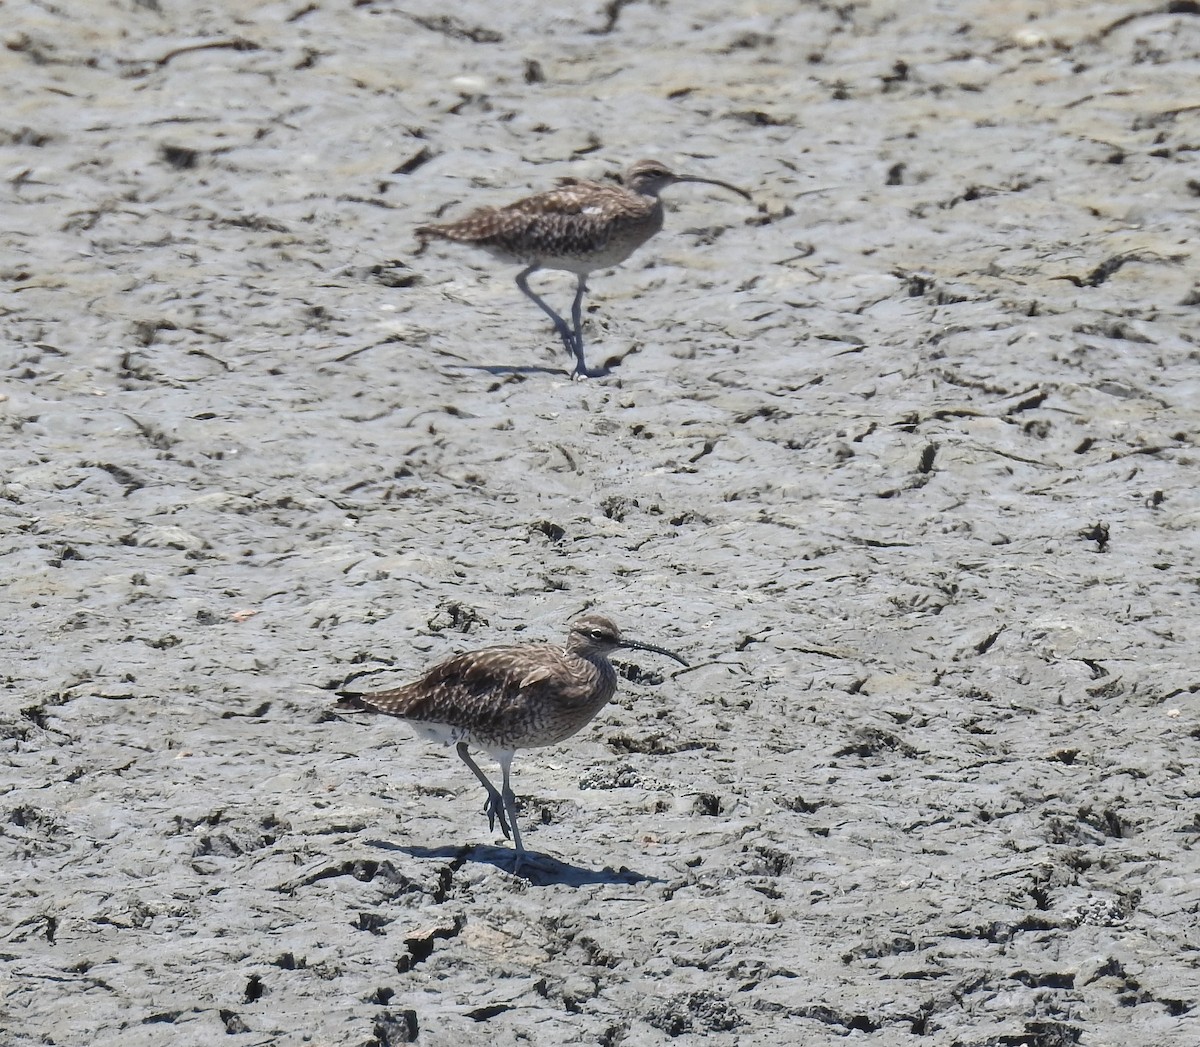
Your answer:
[334,613,688,871]
[416,159,751,377]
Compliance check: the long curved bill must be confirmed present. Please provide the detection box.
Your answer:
[676,175,752,201]
[619,637,690,667]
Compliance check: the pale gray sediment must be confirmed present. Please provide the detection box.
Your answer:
[2,2,1198,1045]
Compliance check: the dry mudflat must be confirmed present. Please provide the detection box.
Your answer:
[2,1,1199,1044]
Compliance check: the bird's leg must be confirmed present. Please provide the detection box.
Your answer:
[456,742,511,840]
[497,751,523,856]
[568,274,604,378]
[515,266,577,364]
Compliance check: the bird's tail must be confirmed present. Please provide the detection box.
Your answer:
[333,691,375,713]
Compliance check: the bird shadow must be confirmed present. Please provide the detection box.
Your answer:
[449,354,624,380]
[365,839,662,887]
[451,363,571,377]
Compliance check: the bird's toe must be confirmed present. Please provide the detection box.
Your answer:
[483,795,513,839]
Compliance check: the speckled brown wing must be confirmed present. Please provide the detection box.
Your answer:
[345,643,598,742]
[420,181,657,259]
[501,181,645,219]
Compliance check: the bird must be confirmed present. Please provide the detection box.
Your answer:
[415,158,752,377]
[333,613,689,871]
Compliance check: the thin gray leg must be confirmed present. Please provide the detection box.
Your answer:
[456,742,511,840]
[497,751,523,856]
[568,274,599,377]
[515,266,576,361]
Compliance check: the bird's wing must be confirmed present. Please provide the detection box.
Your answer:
[502,180,612,217]
[418,644,559,687]
[504,182,652,222]
[372,644,564,727]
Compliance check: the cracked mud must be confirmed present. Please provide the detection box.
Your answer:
[2,1,1199,1045]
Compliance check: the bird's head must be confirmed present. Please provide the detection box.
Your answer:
[623,159,751,202]
[568,613,689,666]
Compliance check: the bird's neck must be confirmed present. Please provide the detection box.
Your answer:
[577,652,619,710]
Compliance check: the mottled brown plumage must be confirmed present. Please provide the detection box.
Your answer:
[416,159,750,377]
[334,613,688,869]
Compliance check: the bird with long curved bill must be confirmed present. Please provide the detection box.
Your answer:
[417,159,751,377]
[333,613,689,873]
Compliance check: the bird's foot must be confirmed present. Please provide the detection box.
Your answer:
[553,326,579,358]
[483,790,513,840]
[553,325,600,376]
[571,361,609,380]
[570,344,609,379]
